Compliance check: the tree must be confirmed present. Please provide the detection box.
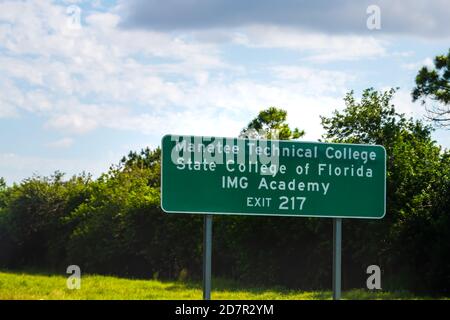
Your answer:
[116,147,161,187]
[412,49,450,127]
[0,178,6,208]
[321,88,448,291]
[240,107,304,140]
[321,88,440,215]
[0,172,91,268]
[118,147,161,171]
[66,157,202,279]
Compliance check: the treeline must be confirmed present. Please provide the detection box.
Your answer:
[0,88,449,294]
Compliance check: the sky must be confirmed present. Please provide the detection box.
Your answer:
[0,0,449,184]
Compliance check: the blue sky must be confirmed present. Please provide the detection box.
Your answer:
[0,0,449,183]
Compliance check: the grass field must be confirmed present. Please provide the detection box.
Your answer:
[0,270,447,300]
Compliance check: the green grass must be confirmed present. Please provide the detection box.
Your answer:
[0,270,447,300]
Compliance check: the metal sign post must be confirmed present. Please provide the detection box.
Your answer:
[333,218,342,300]
[203,215,213,300]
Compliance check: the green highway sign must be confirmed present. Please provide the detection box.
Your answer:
[161,135,386,219]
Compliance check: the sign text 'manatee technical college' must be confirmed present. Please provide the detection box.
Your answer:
[161,135,386,219]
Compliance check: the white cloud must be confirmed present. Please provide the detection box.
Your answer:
[0,79,23,118]
[7,0,439,183]
[401,57,434,71]
[231,25,388,62]
[0,1,226,122]
[46,137,74,148]
[0,101,17,118]
[391,88,425,119]
[270,66,354,94]
[44,101,125,134]
[0,152,113,183]
[0,0,356,140]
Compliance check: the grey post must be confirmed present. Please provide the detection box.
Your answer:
[203,215,213,300]
[333,218,342,300]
